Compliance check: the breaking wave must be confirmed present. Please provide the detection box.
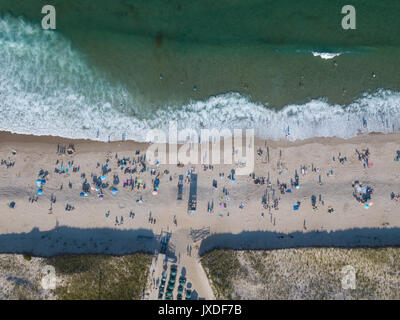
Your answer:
[1,15,399,143]
[312,52,342,59]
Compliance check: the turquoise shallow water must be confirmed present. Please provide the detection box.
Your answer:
[1,1,400,141]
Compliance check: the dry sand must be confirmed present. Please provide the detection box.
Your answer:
[1,131,400,299]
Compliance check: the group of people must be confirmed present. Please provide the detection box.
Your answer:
[390,192,400,201]
[353,181,374,204]
[355,148,371,168]
[1,158,15,168]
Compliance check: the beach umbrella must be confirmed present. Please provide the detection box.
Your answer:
[36,179,42,187]
[41,179,46,185]
[111,187,118,195]
[98,193,104,200]
[101,175,106,181]
[37,189,43,195]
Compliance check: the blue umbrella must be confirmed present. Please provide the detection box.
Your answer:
[37,189,43,195]
[101,176,106,181]
[41,179,46,185]
[80,192,85,197]
[111,187,118,195]
[36,179,42,187]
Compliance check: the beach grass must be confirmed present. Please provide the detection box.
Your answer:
[201,248,400,300]
[46,253,152,300]
[0,253,152,300]
[200,249,243,299]
[0,254,51,300]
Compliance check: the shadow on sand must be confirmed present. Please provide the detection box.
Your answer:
[1,226,399,257]
[199,227,400,256]
[0,226,161,257]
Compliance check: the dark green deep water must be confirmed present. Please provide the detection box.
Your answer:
[1,0,400,111]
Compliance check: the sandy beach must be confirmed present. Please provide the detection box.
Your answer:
[1,131,400,299]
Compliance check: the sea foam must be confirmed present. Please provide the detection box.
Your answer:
[1,15,399,143]
[312,52,342,59]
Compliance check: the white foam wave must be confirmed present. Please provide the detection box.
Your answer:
[150,90,400,141]
[312,52,341,59]
[0,15,399,143]
[0,15,146,142]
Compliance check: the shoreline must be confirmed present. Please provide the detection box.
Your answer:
[0,128,396,149]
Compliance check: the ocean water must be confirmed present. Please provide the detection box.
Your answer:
[1,0,400,142]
